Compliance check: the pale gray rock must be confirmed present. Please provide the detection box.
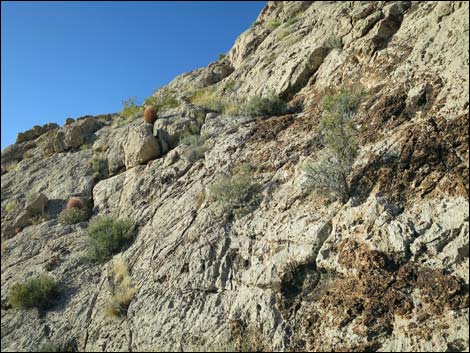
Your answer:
[124,122,161,169]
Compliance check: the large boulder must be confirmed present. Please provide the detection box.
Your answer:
[124,122,161,169]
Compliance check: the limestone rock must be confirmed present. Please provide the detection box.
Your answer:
[124,122,161,169]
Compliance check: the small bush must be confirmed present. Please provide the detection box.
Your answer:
[86,217,134,263]
[8,275,58,309]
[144,87,179,112]
[105,258,136,319]
[266,19,281,30]
[89,154,108,179]
[5,200,17,214]
[218,53,226,60]
[209,165,260,216]
[30,214,47,225]
[120,96,142,119]
[58,208,89,225]
[190,87,224,111]
[242,94,287,117]
[180,134,209,163]
[303,87,364,202]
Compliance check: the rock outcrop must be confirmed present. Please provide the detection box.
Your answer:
[1,2,468,352]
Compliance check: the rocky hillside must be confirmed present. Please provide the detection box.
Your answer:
[1,1,469,351]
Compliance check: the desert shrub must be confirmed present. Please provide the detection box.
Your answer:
[190,87,243,115]
[218,53,226,60]
[285,16,300,26]
[190,87,224,111]
[58,208,89,225]
[85,217,134,263]
[302,87,364,202]
[30,214,47,225]
[266,19,281,30]
[242,94,287,117]
[144,87,179,112]
[105,258,136,319]
[5,200,17,213]
[120,96,142,119]
[209,165,260,216]
[278,28,292,40]
[143,106,157,124]
[88,154,108,179]
[180,134,209,163]
[8,275,58,309]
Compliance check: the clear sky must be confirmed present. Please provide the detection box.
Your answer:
[1,1,266,150]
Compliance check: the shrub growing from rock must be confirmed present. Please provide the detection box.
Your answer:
[8,275,58,309]
[85,217,134,263]
[58,207,89,225]
[209,165,260,216]
[105,258,137,319]
[120,96,141,120]
[242,94,287,117]
[302,87,364,202]
[180,134,209,163]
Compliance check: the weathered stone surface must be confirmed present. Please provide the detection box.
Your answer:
[124,122,161,169]
[1,1,468,352]
[16,123,59,144]
[25,192,48,215]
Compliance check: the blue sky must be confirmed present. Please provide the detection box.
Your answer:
[1,1,266,150]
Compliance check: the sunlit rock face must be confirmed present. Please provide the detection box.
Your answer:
[1,2,468,352]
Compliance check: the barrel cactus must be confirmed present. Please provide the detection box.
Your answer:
[143,106,157,124]
[66,198,84,210]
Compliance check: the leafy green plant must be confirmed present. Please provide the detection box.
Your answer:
[5,200,17,214]
[242,93,287,117]
[302,87,364,202]
[85,217,134,263]
[144,87,179,112]
[58,208,89,225]
[8,275,58,309]
[88,154,108,180]
[266,19,281,30]
[209,165,260,216]
[120,96,142,119]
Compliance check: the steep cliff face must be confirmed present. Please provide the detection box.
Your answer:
[1,2,468,352]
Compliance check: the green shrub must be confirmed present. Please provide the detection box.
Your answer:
[303,87,364,202]
[218,53,226,60]
[89,154,108,179]
[5,200,17,214]
[180,134,209,163]
[8,275,58,309]
[209,165,260,216]
[120,96,141,119]
[266,19,281,30]
[242,94,287,117]
[58,208,89,225]
[86,217,134,263]
[144,87,179,112]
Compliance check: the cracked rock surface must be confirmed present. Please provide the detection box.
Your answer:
[1,1,468,351]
